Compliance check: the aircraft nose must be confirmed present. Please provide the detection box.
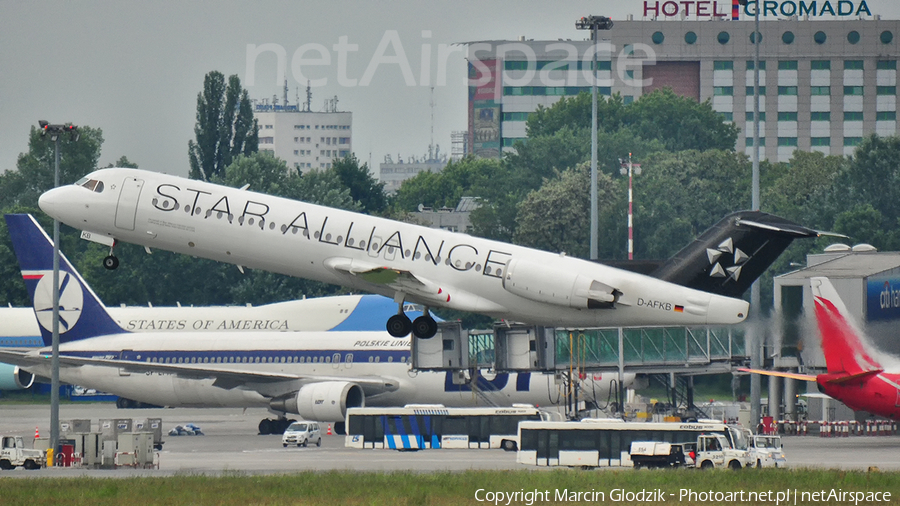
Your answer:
[39,187,78,222]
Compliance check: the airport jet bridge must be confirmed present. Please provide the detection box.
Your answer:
[412,322,748,418]
[412,322,747,375]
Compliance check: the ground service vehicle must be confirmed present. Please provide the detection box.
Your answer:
[691,433,747,469]
[346,404,554,450]
[748,434,787,468]
[0,435,45,470]
[517,419,749,468]
[282,422,322,447]
[629,433,750,470]
[629,441,687,468]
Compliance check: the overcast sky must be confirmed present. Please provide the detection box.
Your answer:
[2,1,898,179]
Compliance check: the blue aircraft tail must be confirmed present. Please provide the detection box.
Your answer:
[5,214,126,346]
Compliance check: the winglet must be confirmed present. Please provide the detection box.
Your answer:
[5,214,126,346]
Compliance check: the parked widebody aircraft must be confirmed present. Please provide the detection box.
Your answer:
[39,168,820,338]
[0,214,420,394]
[741,277,900,421]
[0,213,629,434]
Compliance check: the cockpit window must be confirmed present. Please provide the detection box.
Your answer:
[77,178,104,193]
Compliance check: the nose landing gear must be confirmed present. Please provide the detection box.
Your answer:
[103,241,119,270]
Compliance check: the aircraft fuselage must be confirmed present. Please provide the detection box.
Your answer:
[40,168,749,328]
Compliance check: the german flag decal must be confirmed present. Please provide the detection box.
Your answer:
[674,305,684,313]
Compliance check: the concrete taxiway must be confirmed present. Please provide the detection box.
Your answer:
[0,403,898,476]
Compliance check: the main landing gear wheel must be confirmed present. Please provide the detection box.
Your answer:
[103,255,119,270]
[387,314,412,337]
[412,315,438,339]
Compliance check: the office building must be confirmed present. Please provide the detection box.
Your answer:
[467,17,899,161]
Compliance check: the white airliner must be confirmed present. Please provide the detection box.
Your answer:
[0,214,421,394]
[39,168,819,338]
[1,213,626,434]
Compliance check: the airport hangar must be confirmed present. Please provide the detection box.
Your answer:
[769,244,900,422]
[466,14,900,162]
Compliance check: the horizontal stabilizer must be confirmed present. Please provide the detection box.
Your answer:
[822,369,883,384]
[737,367,817,382]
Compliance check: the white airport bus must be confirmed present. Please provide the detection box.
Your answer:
[345,404,558,451]
[516,419,748,468]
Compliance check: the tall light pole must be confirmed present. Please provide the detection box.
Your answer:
[576,15,613,260]
[38,120,78,458]
[619,154,641,260]
[737,0,764,432]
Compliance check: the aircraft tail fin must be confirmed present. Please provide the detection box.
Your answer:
[5,214,125,346]
[810,277,881,376]
[652,211,818,298]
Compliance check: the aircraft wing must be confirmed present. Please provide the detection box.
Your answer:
[0,349,398,396]
[323,257,506,313]
[737,367,818,382]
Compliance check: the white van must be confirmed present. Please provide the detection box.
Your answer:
[282,422,322,448]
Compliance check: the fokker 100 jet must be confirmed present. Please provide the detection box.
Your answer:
[39,168,820,338]
[742,277,900,421]
[1,213,624,434]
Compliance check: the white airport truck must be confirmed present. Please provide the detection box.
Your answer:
[630,433,749,470]
[748,434,787,468]
[0,435,45,470]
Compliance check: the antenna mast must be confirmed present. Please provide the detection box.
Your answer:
[429,86,435,160]
[305,80,312,112]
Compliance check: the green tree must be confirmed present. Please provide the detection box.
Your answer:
[626,149,751,261]
[392,157,505,212]
[105,156,139,168]
[833,204,894,248]
[212,153,296,198]
[626,88,739,152]
[0,125,104,210]
[0,125,105,305]
[763,150,846,227]
[524,89,737,154]
[295,169,361,212]
[331,154,387,215]
[513,164,617,258]
[188,71,259,181]
[526,92,627,138]
[829,135,900,238]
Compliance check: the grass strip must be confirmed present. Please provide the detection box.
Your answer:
[0,468,897,505]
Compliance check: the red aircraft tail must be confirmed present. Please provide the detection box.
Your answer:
[810,277,881,376]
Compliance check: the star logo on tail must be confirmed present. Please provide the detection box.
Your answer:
[706,237,751,282]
